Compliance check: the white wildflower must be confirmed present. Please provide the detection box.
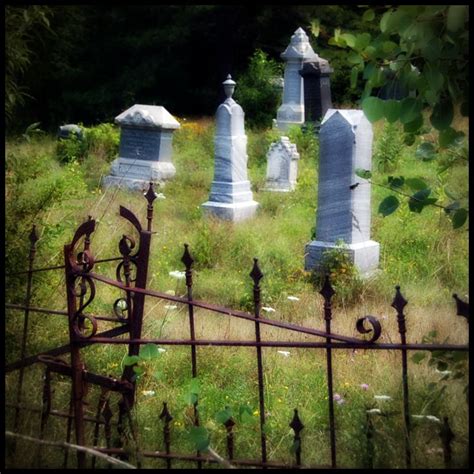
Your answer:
[164,305,178,310]
[262,306,276,313]
[142,390,155,397]
[165,290,175,295]
[435,369,452,376]
[277,350,291,357]
[374,395,392,401]
[158,348,166,353]
[156,193,166,200]
[287,296,300,301]
[144,427,152,431]
[169,271,185,280]
[367,408,382,414]
[412,414,441,423]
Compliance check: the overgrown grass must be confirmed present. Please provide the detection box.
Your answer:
[5,115,468,468]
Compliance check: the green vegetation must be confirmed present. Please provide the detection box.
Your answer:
[5,114,468,468]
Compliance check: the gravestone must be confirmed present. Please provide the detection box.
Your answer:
[276,27,318,131]
[57,124,83,139]
[299,56,333,124]
[264,137,300,192]
[103,104,180,189]
[305,109,380,275]
[201,75,258,221]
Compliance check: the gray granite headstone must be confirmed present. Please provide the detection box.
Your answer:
[299,56,333,124]
[103,104,180,190]
[57,124,83,139]
[305,109,380,275]
[276,28,318,131]
[201,75,258,221]
[264,136,300,192]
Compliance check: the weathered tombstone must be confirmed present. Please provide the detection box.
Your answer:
[264,136,300,192]
[201,75,258,221]
[305,109,380,275]
[276,27,318,131]
[103,104,180,189]
[299,56,333,124]
[57,124,83,140]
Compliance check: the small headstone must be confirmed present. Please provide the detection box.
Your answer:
[305,109,380,275]
[103,104,180,190]
[57,124,83,140]
[201,75,258,221]
[276,28,318,131]
[264,137,300,192]
[299,56,333,124]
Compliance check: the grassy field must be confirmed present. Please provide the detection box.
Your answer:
[5,114,468,468]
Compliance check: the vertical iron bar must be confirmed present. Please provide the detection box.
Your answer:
[13,225,39,438]
[391,286,411,468]
[289,408,304,467]
[320,275,336,468]
[224,415,235,461]
[250,258,267,466]
[181,244,202,469]
[365,411,374,469]
[102,398,113,468]
[440,416,455,469]
[144,182,157,232]
[92,388,109,468]
[37,366,52,468]
[159,402,173,469]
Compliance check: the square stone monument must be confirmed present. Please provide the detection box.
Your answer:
[103,104,180,189]
[201,75,258,221]
[275,28,318,131]
[264,136,300,192]
[305,109,380,275]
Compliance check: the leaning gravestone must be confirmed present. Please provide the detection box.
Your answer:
[201,75,258,221]
[276,27,318,131]
[103,104,180,189]
[305,109,380,275]
[299,55,333,124]
[57,124,83,140]
[264,137,300,192]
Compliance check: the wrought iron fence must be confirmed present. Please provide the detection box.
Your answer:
[5,183,469,469]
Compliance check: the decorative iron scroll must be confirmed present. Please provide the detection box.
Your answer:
[355,316,382,343]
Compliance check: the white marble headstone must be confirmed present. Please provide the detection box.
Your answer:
[264,137,300,192]
[201,75,258,221]
[305,109,380,275]
[275,28,318,131]
[103,104,180,190]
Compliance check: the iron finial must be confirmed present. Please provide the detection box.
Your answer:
[391,285,408,313]
[29,224,39,245]
[319,273,335,301]
[289,408,304,434]
[159,402,173,423]
[249,258,263,285]
[181,243,194,269]
[452,294,469,321]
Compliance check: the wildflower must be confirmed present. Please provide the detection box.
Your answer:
[360,383,369,390]
[367,408,382,415]
[142,390,155,397]
[344,382,350,387]
[157,348,166,353]
[164,304,178,310]
[287,296,300,301]
[253,410,259,416]
[262,306,276,313]
[333,393,342,401]
[144,427,152,431]
[336,398,345,405]
[169,271,185,280]
[374,395,392,401]
[165,290,175,295]
[156,193,166,200]
[277,350,291,357]
[435,368,452,376]
[413,415,440,423]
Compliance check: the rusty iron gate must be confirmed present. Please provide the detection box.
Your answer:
[5,183,469,469]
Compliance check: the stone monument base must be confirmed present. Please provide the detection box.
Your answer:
[103,157,175,189]
[201,200,259,222]
[275,104,305,131]
[263,180,295,192]
[304,240,380,276]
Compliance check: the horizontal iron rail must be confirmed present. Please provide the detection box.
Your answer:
[5,326,130,373]
[95,446,331,469]
[5,256,123,277]
[5,304,127,324]
[88,272,368,344]
[84,337,468,351]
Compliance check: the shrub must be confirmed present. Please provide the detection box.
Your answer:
[234,49,283,129]
[373,121,404,172]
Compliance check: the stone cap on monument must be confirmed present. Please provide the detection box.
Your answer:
[281,27,318,60]
[321,108,368,131]
[216,74,245,135]
[299,56,333,75]
[115,104,180,130]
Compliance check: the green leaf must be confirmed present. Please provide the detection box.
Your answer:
[238,405,254,424]
[350,66,359,89]
[452,208,467,229]
[190,377,201,395]
[447,5,467,32]
[355,33,371,51]
[411,352,426,364]
[355,168,372,179]
[362,9,375,22]
[439,127,464,148]
[152,370,163,380]
[363,62,376,80]
[309,19,320,37]
[430,99,454,131]
[380,9,393,32]
[341,33,356,48]
[215,407,233,424]
[184,392,198,405]
[424,64,444,93]
[362,96,385,122]
[348,52,363,65]
[140,343,161,360]
[404,133,416,146]
[408,188,432,213]
[189,426,210,452]
[378,195,399,216]
[444,201,460,215]
[383,99,401,123]
[382,41,398,53]
[133,365,145,375]
[123,355,141,366]
[415,142,436,161]
[403,114,423,133]
[388,176,404,189]
[400,98,422,124]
